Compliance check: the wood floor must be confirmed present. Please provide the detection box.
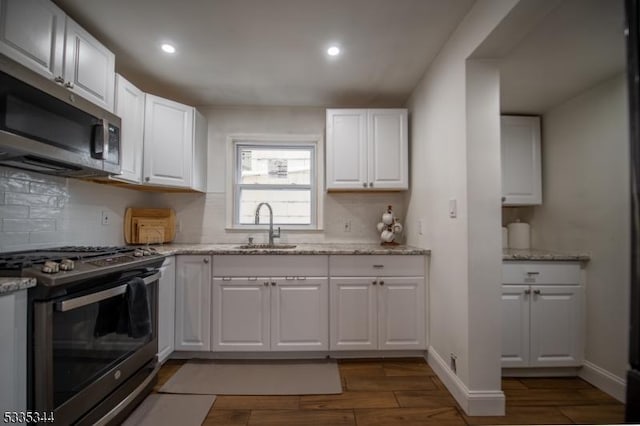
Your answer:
[153,358,625,425]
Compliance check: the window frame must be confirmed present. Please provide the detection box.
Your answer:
[226,134,324,231]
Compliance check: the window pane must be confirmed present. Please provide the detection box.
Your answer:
[239,147,311,185]
[239,189,311,225]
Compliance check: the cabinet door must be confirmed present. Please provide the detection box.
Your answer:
[113,75,144,184]
[377,277,425,349]
[212,278,270,351]
[326,109,368,190]
[501,116,542,205]
[143,94,194,188]
[0,290,26,424]
[271,277,328,351]
[63,17,115,111]
[368,109,408,190]
[175,256,211,351]
[530,285,584,367]
[501,285,530,367]
[329,278,377,350]
[0,0,65,81]
[157,257,175,363]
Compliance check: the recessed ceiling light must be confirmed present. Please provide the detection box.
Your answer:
[327,46,340,56]
[161,43,176,54]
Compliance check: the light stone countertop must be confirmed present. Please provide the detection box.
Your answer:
[503,248,590,262]
[152,243,430,256]
[0,277,36,295]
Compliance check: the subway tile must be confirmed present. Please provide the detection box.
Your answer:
[0,205,29,219]
[0,177,30,193]
[0,232,29,247]
[0,192,4,204]
[30,207,63,219]
[29,232,64,245]
[3,219,56,232]
[5,192,59,207]
[30,181,68,196]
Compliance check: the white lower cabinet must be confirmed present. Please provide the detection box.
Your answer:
[157,256,175,363]
[0,290,26,423]
[501,262,584,368]
[212,277,329,351]
[330,276,425,351]
[175,255,211,351]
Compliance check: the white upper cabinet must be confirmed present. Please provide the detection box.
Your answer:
[0,0,115,111]
[501,115,542,205]
[0,0,65,80]
[143,94,207,191]
[113,74,144,184]
[63,17,115,112]
[326,109,408,191]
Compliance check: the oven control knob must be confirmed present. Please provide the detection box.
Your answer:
[142,249,151,256]
[59,258,75,271]
[133,249,144,257]
[42,261,60,274]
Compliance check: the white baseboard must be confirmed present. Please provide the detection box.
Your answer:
[579,361,626,403]
[427,346,505,416]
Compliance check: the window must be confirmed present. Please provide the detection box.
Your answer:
[232,139,319,228]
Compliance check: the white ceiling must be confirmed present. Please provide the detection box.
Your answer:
[496,0,626,114]
[53,0,475,107]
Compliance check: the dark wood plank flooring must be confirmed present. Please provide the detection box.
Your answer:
[153,358,625,425]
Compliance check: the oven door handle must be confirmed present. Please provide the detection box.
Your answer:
[55,272,160,312]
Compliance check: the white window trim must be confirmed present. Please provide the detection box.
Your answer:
[225,133,324,231]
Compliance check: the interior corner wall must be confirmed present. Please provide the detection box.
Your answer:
[405,0,517,414]
[529,74,630,390]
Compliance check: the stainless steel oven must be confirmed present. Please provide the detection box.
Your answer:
[31,269,160,425]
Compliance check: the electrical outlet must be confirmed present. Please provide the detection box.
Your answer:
[343,219,352,233]
[418,220,423,235]
[449,199,457,218]
[176,220,182,233]
[101,211,110,226]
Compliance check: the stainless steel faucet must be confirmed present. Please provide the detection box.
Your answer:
[254,202,280,245]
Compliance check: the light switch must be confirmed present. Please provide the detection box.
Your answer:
[449,199,457,218]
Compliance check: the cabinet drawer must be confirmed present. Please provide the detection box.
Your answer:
[502,262,580,285]
[213,255,328,277]
[330,255,424,277]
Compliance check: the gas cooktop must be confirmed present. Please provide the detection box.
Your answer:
[0,245,164,287]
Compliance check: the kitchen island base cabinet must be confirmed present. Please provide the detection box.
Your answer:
[0,290,26,424]
[501,262,584,369]
[212,277,329,352]
[157,256,176,363]
[175,255,211,352]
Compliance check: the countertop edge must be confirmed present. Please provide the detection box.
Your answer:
[502,249,590,262]
[152,244,430,256]
[0,277,36,295]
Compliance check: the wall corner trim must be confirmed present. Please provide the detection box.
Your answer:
[426,346,505,416]
[579,360,626,403]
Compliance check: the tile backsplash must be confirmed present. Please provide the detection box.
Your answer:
[0,165,408,251]
[0,167,152,251]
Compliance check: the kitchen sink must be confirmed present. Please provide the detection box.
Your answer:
[236,243,297,249]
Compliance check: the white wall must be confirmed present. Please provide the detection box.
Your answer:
[0,167,153,251]
[150,106,407,244]
[528,74,630,396]
[406,0,517,415]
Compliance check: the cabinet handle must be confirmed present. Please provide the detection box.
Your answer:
[526,272,540,276]
[145,177,150,182]
[379,280,385,285]
[264,281,269,286]
[501,196,506,202]
[65,81,74,89]
[203,258,209,264]
[54,76,65,84]
[372,280,377,285]
[271,281,276,286]
[373,264,384,269]
[362,182,367,188]
[533,289,541,295]
[369,182,373,187]
[524,289,531,295]
[297,276,306,281]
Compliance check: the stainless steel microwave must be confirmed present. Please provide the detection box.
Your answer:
[0,55,121,177]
